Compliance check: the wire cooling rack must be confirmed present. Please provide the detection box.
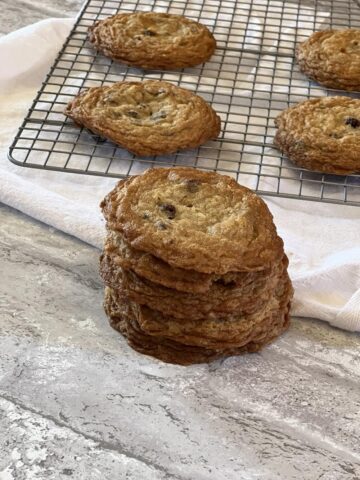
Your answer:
[8,0,360,206]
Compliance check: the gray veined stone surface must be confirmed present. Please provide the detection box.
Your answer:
[0,0,81,36]
[1,1,360,479]
[1,201,360,479]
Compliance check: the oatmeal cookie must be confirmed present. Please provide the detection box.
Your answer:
[65,81,220,156]
[274,96,360,175]
[296,29,360,91]
[101,167,284,273]
[88,12,216,70]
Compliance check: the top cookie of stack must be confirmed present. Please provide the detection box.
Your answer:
[100,167,293,365]
[101,167,284,273]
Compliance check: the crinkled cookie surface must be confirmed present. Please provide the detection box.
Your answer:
[101,167,284,273]
[296,29,360,91]
[88,12,216,69]
[274,96,360,174]
[65,81,221,156]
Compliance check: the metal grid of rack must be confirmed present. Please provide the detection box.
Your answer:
[8,0,360,206]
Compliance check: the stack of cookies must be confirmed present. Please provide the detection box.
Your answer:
[100,167,293,365]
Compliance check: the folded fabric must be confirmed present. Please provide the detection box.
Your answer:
[0,18,359,331]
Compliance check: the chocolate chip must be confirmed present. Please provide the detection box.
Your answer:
[345,117,360,128]
[185,179,199,193]
[160,203,176,219]
[127,110,139,118]
[215,279,236,288]
[144,29,156,36]
[143,212,150,219]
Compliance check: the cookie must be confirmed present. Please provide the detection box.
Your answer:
[104,286,291,365]
[110,307,290,366]
[274,96,360,175]
[108,309,281,366]
[101,167,284,273]
[105,268,292,348]
[100,252,288,319]
[65,81,220,156]
[296,29,360,91]
[104,230,276,294]
[88,12,216,70]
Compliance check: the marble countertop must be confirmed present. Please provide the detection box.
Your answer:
[1,2,360,479]
[0,0,81,35]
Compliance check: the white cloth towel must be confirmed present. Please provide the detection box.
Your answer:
[0,18,359,332]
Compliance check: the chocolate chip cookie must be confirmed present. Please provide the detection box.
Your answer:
[101,167,284,273]
[88,12,216,70]
[296,29,360,91]
[274,96,360,175]
[65,81,221,156]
